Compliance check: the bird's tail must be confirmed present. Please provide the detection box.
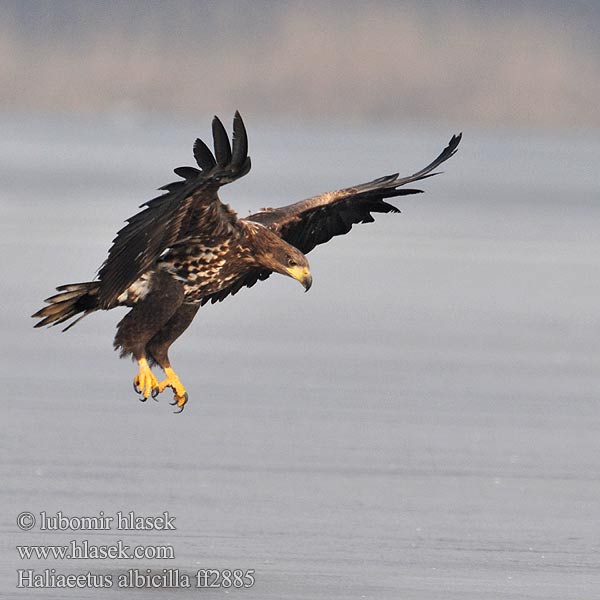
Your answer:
[32,281,101,331]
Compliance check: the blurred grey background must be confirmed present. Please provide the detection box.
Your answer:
[2,2,600,599]
[2,0,600,128]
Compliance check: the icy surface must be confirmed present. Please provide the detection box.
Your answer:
[2,114,599,598]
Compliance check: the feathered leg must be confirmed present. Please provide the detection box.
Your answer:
[146,303,200,412]
[113,271,185,402]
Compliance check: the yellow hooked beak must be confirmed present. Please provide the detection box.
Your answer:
[286,265,313,291]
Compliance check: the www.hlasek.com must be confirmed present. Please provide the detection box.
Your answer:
[17,539,174,560]
[15,511,255,589]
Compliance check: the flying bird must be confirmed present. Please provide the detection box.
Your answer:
[33,113,461,412]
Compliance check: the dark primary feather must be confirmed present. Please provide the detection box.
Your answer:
[246,133,461,254]
[212,116,232,167]
[231,111,248,167]
[96,112,251,309]
[173,166,200,179]
[193,137,217,171]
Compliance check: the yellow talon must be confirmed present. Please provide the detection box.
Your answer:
[157,367,189,410]
[134,358,159,400]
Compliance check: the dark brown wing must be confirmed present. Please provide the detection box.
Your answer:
[96,112,251,308]
[197,133,461,306]
[245,133,461,254]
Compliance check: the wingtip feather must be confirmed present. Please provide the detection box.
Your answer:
[212,116,232,167]
[231,111,248,167]
[193,136,217,171]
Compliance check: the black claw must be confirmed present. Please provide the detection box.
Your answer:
[152,387,159,401]
[133,381,141,394]
[138,395,147,403]
[172,392,188,414]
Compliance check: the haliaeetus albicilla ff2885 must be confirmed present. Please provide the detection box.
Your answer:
[33,113,461,412]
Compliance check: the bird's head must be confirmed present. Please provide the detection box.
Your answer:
[255,234,312,292]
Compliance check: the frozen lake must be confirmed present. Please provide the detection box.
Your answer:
[1,113,599,598]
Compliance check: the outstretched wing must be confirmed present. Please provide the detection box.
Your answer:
[96,112,251,308]
[246,133,461,254]
[198,133,462,307]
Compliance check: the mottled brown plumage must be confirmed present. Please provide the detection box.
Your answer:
[32,112,461,411]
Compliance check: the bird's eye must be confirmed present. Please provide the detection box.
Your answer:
[288,258,297,267]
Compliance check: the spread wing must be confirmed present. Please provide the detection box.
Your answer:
[246,133,461,254]
[96,112,251,308]
[199,133,462,306]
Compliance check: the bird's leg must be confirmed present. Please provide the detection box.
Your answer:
[133,358,160,401]
[146,303,199,412]
[114,271,186,406]
[157,367,188,412]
